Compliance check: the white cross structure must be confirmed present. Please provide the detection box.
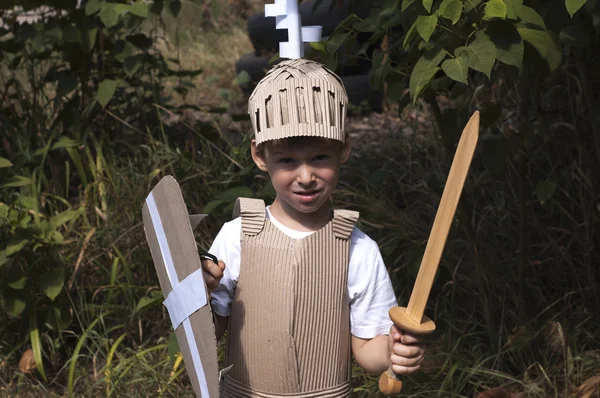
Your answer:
[265,0,323,59]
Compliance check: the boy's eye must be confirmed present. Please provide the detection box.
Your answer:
[313,154,329,161]
[277,158,295,164]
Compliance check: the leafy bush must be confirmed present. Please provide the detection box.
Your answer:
[0,0,208,381]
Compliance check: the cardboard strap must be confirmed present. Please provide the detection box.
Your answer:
[146,192,211,398]
[163,268,208,329]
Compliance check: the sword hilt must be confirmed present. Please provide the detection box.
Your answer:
[379,307,436,396]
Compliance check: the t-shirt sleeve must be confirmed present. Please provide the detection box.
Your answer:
[207,218,241,317]
[348,229,397,339]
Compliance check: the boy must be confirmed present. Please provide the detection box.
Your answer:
[202,59,425,397]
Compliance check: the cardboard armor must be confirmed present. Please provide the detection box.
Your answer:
[221,198,359,397]
[142,176,219,397]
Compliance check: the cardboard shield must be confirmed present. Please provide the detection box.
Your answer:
[142,176,219,397]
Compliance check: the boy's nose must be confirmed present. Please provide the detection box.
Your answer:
[296,165,316,186]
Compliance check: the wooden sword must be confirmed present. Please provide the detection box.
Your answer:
[379,111,480,395]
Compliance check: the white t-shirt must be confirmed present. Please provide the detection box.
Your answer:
[209,206,397,339]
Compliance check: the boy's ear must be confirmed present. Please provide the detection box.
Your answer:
[340,134,352,164]
[251,140,269,172]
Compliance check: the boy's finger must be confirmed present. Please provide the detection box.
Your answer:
[390,325,403,341]
[217,260,226,271]
[391,343,424,358]
[390,362,423,375]
[390,353,425,368]
[201,259,224,280]
[400,333,423,345]
[203,271,219,290]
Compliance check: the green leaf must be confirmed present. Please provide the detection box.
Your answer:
[402,0,417,10]
[2,176,34,188]
[486,21,524,68]
[168,0,182,17]
[49,209,81,229]
[536,180,557,204]
[113,40,134,62]
[40,268,65,301]
[504,0,523,19]
[5,238,29,256]
[417,14,438,42]
[483,0,507,20]
[0,203,8,218]
[517,6,546,28]
[353,9,381,32]
[517,27,561,71]
[29,313,47,381]
[45,305,72,331]
[5,296,26,318]
[50,230,64,244]
[0,157,12,168]
[168,332,180,360]
[559,25,591,47]
[85,0,102,15]
[14,196,37,210]
[52,136,79,150]
[8,271,27,289]
[465,0,484,12]
[123,55,143,77]
[235,70,251,86]
[99,3,118,28]
[129,2,149,18]
[409,47,447,101]
[82,27,97,52]
[387,79,406,102]
[96,79,119,108]
[63,25,81,43]
[442,53,469,84]
[403,19,419,48]
[423,0,434,12]
[566,0,588,17]
[466,35,497,79]
[135,295,159,312]
[441,0,462,24]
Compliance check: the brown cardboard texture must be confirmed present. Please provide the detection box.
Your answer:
[142,176,219,398]
[248,58,348,146]
[222,198,357,397]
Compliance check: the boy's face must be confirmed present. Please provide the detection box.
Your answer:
[251,136,351,223]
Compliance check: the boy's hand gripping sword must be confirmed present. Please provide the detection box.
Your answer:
[379,111,480,395]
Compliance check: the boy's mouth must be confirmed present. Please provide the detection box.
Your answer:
[294,190,321,202]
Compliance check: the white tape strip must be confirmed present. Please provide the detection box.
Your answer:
[163,268,208,329]
[301,26,322,42]
[265,0,323,59]
[265,2,286,16]
[146,193,211,398]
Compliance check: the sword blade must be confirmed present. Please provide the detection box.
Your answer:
[405,111,480,323]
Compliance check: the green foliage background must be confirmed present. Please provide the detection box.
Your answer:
[1,0,599,396]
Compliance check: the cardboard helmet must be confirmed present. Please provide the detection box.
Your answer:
[248,58,348,146]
